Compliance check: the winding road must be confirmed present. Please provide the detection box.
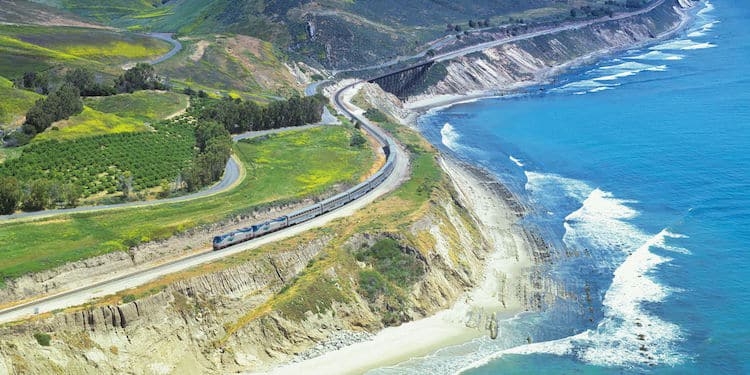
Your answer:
[145,33,182,65]
[0,82,406,324]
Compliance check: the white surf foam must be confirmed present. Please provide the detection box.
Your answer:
[509,155,525,167]
[440,122,461,151]
[459,184,688,372]
[682,42,716,50]
[524,171,591,202]
[651,39,716,51]
[626,51,684,61]
[697,0,714,16]
[593,62,667,81]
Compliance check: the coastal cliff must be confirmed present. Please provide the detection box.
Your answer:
[407,0,693,107]
[0,83,551,374]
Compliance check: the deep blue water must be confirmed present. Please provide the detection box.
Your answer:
[390,1,749,373]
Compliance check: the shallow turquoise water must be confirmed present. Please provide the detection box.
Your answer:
[392,1,749,373]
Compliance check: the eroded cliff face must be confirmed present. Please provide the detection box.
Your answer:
[409,0,692,102]
[0,183,512,374]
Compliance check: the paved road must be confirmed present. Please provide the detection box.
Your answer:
[145,33,182,65]
[0,82,407,324]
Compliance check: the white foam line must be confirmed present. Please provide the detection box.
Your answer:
[509,155,525,167]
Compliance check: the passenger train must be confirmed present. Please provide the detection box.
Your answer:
[212,91,396,251]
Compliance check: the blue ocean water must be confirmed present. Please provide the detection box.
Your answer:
[399,1,749,373]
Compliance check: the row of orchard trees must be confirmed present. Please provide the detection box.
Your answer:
[191,94,327,134]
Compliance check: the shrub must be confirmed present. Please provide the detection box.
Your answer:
[33,332,51,346]
[0,176,21,214]
[350,131,367,148]
[121,294,136,303]
[355,238,425,288]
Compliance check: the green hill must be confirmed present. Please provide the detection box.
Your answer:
[84,90,189,121]
[0,75,42,131]
[0,23,171,79]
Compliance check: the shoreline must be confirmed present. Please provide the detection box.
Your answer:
[268,4,700,373]
[264,154,542,375]
[405,2,695,115]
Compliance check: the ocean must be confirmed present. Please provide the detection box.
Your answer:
[382,1,749,373]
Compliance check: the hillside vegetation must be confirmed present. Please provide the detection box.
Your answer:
[0,75,41,130]
[33,106,150,141]
[0,125,374,281]
[0,24,171,78]
[156,35,300,99]
[84,90,189,121]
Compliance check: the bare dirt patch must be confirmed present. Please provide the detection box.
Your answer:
[190,40,211,62]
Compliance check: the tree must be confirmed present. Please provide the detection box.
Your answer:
[570,8,578,18]
[183,86,196,96]
[23,83,83,135]
[118,171,134,198]
[59,183,82,207]
[22,179,52,211]
[64,68,95,94]
[20,72,49,94]
[469,20,476,28]
[454,24,462,32]
[115,63,165,93]
[195,121,229,152]
[0,176,21,214]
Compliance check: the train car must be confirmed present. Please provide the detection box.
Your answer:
[212,226,256,250]
[321,191,351,213]
[287,204,323,226]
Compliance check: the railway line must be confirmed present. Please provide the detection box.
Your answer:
[0,81,407,324]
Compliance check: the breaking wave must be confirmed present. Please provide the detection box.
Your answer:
[651,39,716,51]
[509,155,525,167]
[458,183,688,373]
[626,50,684,61]
[440,122,461,151]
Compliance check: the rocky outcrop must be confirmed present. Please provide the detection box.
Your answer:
[409,0,691,102]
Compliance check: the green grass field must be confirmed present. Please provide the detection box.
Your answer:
[0,76,42,130]
[33,107,150,142]
[0,125,374,281]
[84,91,189,122]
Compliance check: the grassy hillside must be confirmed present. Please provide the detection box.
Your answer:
[33,106,150,142]
[0,24,171,78]
[0,125,374,281]
[156,35,300,99]
[84,91,189,121]
[0,76,42,130]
